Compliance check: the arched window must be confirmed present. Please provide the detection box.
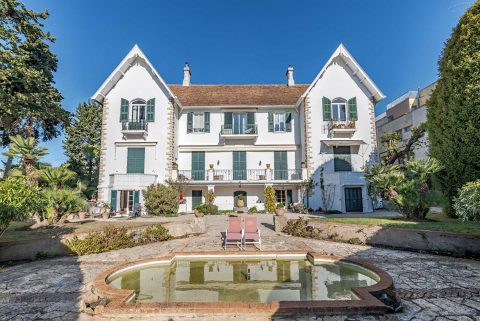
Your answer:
[131,99,146,121]
[331,98,347,121]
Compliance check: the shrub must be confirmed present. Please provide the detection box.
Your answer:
[67,224,172,255]
[248,206,258,213]
[292,203,308,214]
[143,183,179,216]
[195,203,219,215]
[454,180,480,221]
[276,203,285,209]
[140,224,172,243]
[282,218,320,238]
[66,225,136,255]
[264,186,276,213]
[44,187,87,223]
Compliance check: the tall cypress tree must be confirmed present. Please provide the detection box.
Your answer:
[0,0,69,172]
[63,102,102,198]
[427,1,480,215]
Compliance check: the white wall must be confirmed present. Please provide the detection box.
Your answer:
[306,57,376,212]
[99,60,172,202]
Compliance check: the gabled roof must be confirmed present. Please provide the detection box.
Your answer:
[91,44,175,103]
[301,44,386,104]
[169,84,308,106]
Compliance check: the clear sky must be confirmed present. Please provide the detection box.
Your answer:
[8,0,475,166]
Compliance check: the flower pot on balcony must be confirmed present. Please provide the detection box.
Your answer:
[301,161,306,168]
[266,164,271,169]
[172,162,178,170]
[209,164,214,169]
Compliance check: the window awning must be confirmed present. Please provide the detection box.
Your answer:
[321,139,366,147]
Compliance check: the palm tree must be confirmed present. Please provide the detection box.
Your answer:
[39,165,76,190]
[3,135,47,186]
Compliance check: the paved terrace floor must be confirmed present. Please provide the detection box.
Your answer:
[1,214,479,321]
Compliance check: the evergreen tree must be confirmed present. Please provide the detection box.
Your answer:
[63,101,102,198]
[427,1,480,215]
[0,0,69,172]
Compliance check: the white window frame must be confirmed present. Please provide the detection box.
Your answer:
[274,113,286,132]
[192,112,205,133]
[332,99,347,122]
[131,99,146,121]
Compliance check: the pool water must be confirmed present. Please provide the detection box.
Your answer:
[107,258,379,303]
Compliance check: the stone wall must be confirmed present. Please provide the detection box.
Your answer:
[0,217,206,262]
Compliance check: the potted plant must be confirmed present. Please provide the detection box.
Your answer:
[266,163,271,169]
[209,164,214,169]
[194,204,205,217]
[301,161,306,168]
[172,162,178,170]
[236,194,245,208]
[78,211,87,220]
[99,202,110,219]
[275,203,285,216]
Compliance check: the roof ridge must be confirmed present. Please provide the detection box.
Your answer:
[167,84,309,86]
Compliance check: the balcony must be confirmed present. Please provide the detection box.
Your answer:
[328,120,356,136]
[121,119,148,138]
[322,171,366,186]
[109,173,158,189]
[175,168,304,183]
[220,124,258,139]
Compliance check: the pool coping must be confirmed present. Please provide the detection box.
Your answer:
[92,250,396,315]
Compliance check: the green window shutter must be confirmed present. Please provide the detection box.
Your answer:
[110,190,117,211]
[274,151,288,180]
[348,97,358,121]
[204,112,210,133]
[268,112,274,132]
[127,148,145,173]
[285,112,292,132]
[133,191,140,206]
[146,98,155,122]
[120,99,129,121]
[191,151,205,180]
[233,151,246,180]
[247,112,255,133]
[224,112,232,129]
[322,97,332,121]
[187,112,193,133]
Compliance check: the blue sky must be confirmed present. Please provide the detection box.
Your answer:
[8,0,474,166]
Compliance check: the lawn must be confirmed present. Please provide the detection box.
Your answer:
[317,212,480,236]
[0,220,163,242]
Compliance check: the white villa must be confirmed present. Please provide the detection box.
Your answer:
[92,44,384,214]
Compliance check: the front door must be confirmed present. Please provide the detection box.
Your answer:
[192,190,203,210]
[345,187,363,212]
[233,151,246,180]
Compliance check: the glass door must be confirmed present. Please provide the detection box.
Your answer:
[232,113,247,134]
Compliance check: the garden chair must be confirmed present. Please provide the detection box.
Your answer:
[243,217,261,250]
[224,217,244,250]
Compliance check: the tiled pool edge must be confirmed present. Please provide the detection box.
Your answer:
[92,250,396,315]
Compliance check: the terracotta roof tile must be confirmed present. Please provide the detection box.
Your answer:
[168,84,308,106]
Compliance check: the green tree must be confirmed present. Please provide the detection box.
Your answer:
[0,0,69,174]
[0,177,47,237]
[63,102,102,198]
[427,2,480,215]
[38,165,76,190]
[3,135,47,185]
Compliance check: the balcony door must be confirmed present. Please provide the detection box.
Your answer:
[233,151,246,180]
[274,151,288,180]
[191,152,205,180]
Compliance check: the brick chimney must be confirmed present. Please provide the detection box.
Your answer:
[286,65,294,86]
[183,62,191,86]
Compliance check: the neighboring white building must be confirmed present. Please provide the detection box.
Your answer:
[375,82,436,161]
[92,44,384,214]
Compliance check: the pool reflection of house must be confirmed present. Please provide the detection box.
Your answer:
[108,260,377,303]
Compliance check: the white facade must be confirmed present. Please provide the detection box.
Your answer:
[93,44,384,214]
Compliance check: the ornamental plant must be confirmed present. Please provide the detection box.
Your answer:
[264,186,276,213]
[453,180,480,221]
[143,183,179,216]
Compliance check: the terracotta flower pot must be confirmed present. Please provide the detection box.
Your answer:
[194,209,204,217]
[275,208,285,216]
[102,211,110,219]
[237,199,245,208]
[78,212,86,220]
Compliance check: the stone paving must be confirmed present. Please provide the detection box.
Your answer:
[0,214,479,321]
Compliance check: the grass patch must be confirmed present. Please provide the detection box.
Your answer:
[316,212,480,236]
[0,220,166,242]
